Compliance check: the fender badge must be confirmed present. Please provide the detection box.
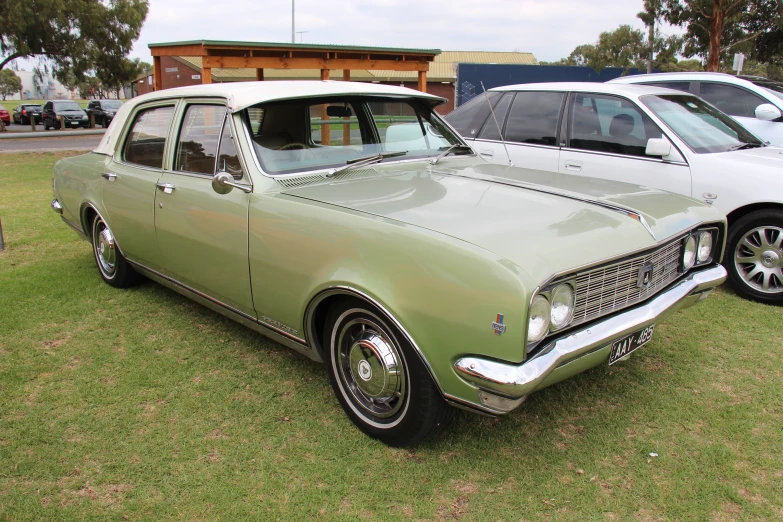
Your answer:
[491,313,506,336]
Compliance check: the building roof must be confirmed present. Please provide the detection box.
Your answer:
[94,80,446,156]
[149,39,441,56]
[168,50,537,83]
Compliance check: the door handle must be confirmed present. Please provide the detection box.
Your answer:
[156,183,176,194]
[479,149,494,158]
[101,172,117,182]
[564,160,583,172]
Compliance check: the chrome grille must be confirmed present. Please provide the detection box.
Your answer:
[570,238,683,326]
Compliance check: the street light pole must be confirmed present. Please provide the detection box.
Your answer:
[292,0,295,43]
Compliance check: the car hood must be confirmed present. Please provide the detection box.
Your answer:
[281,160,719,284]
[715,145,783,168]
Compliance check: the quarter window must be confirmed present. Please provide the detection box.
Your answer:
[698,83,766,118]
[174,104,227,175]
[122,105,175,168]
[504,92,564,146]
[568,93,664,158]
[217,118,243,180]
[445,91,500,138]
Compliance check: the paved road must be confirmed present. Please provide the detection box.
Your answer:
[0,135,102,153]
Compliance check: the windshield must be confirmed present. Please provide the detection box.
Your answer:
[54,101,83,111]
[642,94,764,153]
[242,96,466,175]
[101,100,123,109]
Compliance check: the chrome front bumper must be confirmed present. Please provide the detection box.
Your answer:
[454,265,727,407]
[51,199,63,214]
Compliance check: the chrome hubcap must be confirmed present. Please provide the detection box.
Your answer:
[94,221,116,276]
[337,318,405,418]
[734,226,783,294]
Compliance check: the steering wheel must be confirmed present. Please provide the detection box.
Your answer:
[278,142,308,151]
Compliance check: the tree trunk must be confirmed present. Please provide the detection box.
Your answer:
[648,18,655,74]
[706,0,725,72]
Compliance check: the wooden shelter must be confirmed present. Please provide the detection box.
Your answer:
[149,40,441,93]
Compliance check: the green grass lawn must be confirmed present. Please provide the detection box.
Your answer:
[1,151,782,521]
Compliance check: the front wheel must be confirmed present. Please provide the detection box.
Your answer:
[324,299,453,447]
[725,209,783,304]
[91,215,141,288]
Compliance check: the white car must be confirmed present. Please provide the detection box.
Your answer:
[445,82,783,304]
[610,72,783,145]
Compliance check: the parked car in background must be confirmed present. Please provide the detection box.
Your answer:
[446,82,783,304]
[12,104,43,125]
[85,99,124,128]
[0,105,9,125]
[610,72,783,145]
[51,82,726,446]
[43,100,89,129]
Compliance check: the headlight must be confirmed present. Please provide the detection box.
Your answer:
[527,295,550,343]
[550,284,575,331]
[682,235,697,271]
[697,230,713,263]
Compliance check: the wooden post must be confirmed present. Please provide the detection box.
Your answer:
[343,69,351,145]
[153,56,162,91]
[89,113,95,129]
[58,115,65,131]
[417,70,427,93]
[320,69,331,145]
[31,113,36,131]
[256,68,264,81]
[202,67,212,84]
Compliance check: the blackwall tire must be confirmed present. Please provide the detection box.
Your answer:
[725,209,783,305]
[324,298,452,447]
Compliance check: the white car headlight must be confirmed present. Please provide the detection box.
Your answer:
[527,295,550,343]
[550,284,575,331]
[697,230,713,263]
[683,235,697,271]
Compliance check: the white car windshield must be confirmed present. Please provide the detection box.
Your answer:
[642,94,765,153]
[242,96,467,175]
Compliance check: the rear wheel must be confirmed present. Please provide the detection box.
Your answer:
[726,209,783,304]
[324,298,453,446]
[91,215,141,288]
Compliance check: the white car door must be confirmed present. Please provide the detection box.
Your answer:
[558,92,692,197]
[698,82,783,145]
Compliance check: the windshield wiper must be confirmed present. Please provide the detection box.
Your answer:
[326,151,407,177]
[727,142,764,152]
[430,144,474,165]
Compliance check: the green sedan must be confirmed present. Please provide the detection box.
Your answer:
[51,81,727,446]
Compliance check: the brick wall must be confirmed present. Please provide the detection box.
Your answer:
[159,57,202,89]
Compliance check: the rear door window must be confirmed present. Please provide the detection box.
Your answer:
[122,105,175,168]
[445,91,500,138]
[504,91,564,146]
[698,83,767,118]
[476,93,514,140]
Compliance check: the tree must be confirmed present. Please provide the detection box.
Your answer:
[663,0,780,72]
[638,0,664,73]
[97,57,152,99]
[0,0,149,84]
[557,25,653,71]
[0,69,22,100]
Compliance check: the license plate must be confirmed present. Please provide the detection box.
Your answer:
[608,324,655,365]
[70,121,79,126]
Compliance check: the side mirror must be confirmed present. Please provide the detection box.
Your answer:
[645,137,672,157]
[212,171,251,194]
[754,103,782,122]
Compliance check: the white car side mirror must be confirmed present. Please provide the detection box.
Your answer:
[754,103,782,122]
[645,138,672,157]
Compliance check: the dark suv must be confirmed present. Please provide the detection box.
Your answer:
[12,104,43,125]
[85,99,124,128]
[43,100,89,130]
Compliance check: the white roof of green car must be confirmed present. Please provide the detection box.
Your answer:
[94,81,446,156]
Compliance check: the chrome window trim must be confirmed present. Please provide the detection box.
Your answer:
[471,138,561,151]
[559,146,689,167]
[170,99,229,177]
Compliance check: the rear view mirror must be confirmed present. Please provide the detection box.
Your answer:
[326,106,352,118]
[645,137,672,157]
[754,103,782,122]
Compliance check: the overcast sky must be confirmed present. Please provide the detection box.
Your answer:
[127,0,678,63]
